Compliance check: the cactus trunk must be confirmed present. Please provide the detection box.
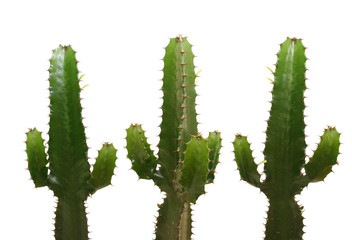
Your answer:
[265,195,304,240]
[55,199,88,240]
[155,194,184,240]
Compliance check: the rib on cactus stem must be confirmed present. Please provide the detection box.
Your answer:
[25,45,117,240]
[126,36,221,240]
[233,38,341,240]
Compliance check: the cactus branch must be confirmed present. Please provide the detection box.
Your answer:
[126,124,157,180]
[26,128,48,187]
[305,127,340,182]
[180,135,209,203]
[89,143,117,193]
[233,134,261,188]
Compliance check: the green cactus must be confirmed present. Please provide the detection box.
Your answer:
[26,45,117,240]
[126,36,221,240]
[233,38,340,240]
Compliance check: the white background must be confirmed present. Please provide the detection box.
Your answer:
[1,0,351,239]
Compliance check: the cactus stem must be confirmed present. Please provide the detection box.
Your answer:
[26,46,117,239]
[127,37,219,240]
[234,38,341,240]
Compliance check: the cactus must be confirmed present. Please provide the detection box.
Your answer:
[233,38,340,240]
[25,45,117,240]
[126,36,221,240]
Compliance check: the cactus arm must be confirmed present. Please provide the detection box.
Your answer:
[206,131,221,183]
[88,143,117,193]
[126,124,157,180]
[305,127,340,182]
[26,128,48,187]
[264,38,307,186]
[179,135,209,203]
[233,134,262,188]
[158,36,197,190]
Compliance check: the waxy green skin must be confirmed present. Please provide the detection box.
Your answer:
[26,45,117,240]
[233,38,340,240]
[126,36,221,240]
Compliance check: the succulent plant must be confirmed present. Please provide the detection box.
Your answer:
[126,35,221,240]
[233,38,341,240]
[26,45,117,240]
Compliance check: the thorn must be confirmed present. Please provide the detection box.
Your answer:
[266,67,274,74]
[267,78,274,83]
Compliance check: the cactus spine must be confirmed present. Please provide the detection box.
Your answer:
[233,38,340,240]
[126,36,221,240]
[26,45,117,240]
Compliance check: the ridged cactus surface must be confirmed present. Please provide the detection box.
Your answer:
[26,45,117,240]
[233,38,340,240]
[126,36,221,240]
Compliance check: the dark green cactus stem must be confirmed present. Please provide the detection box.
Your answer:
[26,45,117,240]
[126,36,222,240]
[233,38,340,240]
